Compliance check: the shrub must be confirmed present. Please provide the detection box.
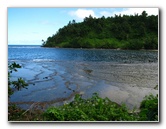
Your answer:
[43,93,139,121]
[139,94,158,121]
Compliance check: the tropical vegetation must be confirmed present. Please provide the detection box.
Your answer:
[42,11,158,50]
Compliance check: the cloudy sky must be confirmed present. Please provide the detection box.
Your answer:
[8,8,158,45]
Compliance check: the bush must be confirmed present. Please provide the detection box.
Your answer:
[144,36,158,49]
[9,92,158,121]
[123,39,144,50]
[43,93,139,121]
[139,94,158,121]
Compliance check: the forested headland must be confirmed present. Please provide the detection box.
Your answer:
[42,11,158,50]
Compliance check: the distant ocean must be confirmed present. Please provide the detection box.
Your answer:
[8,45,158,63]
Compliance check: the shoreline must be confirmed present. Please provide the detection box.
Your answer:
[41,46,158,51]
[9,61,158,110]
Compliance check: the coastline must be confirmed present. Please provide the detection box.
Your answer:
[9,60,158,110]
[41,46,158,51]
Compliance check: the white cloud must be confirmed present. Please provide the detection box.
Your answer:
[116,8,158,16]
[69,8,158,21]
[69,9,96,21]
[100,8,158,17]
[100,11,112,17]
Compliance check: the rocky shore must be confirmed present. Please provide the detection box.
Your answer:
[10,60,158,110]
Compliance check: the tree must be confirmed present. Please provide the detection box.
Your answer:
[141,11,148,18]
[42,11,158,50]
[41,39,46,46]
[8,62,28,98]
[72,19,76,24]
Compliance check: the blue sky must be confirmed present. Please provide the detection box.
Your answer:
[8,8,158,45]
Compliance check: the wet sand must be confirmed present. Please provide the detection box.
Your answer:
[9,61,158,110]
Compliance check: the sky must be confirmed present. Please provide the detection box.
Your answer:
[8,8,158,45]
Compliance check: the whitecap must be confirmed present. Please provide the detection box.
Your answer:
[32,59,55,62]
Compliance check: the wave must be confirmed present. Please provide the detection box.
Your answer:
[32,59,56,62]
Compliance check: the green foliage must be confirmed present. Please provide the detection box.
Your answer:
[8,62,21,73]
[9,92,158,121]
[43,93,158,121]
[43,93,139,121]
[8,62,28,97]
[144,34,158,49]
[42,11,158,50]
[139,94,158,121]
[8,104,24,120]
[122,39,144,50]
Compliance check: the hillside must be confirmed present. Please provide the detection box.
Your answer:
[42,11,158,50]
